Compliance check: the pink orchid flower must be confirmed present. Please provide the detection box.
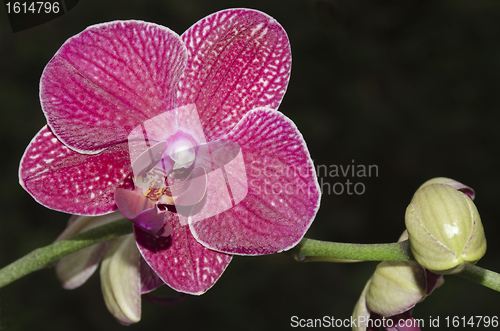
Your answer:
[19,8,320,306]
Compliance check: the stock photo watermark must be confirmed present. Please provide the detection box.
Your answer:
[290,315,499,328]
[249,159,378,197]
[316,160,378,196]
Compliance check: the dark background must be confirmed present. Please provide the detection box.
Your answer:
[1,0,499,330]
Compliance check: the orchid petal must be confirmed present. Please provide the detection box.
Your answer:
[55,212,124,289]
[189,108,320,255]
[140,257,164,294]
[178,9,291,140]
[41,20,187,153]
[135,216,232,295]
[19,126,134,215]
[100,234,141,325]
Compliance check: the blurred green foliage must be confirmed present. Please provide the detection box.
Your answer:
[1,0,500,330]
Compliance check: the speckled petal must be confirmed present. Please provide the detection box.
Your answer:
[19,126,133,215]
[41,20,187,153]
[178,9,291,140]
[135,216,232,295]
[189,108,321,255]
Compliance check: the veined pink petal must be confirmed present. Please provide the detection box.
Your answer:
[189,108,320,255]
[41,20,187,153]
[135,216,232,295]
[178,9,291,140]
[140,257,164,294]
[19,126,134,215]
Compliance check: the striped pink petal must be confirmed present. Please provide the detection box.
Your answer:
[189,108,321,255]
[135,216,232,295]
[19,126,133,215]
[139,257,164,294]
[178,9,291,141]
[41,20,187,154]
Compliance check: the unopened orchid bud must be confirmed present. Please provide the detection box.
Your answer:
[352,231,444,331]
[405,183,486,275]
[364,231,427,318]
[365,261,427,317]
[417,177,475,200]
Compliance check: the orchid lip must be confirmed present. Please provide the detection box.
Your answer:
[114,188,170,237]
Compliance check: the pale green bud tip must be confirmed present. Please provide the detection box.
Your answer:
[405,183,486,275]
[417,177,475,200]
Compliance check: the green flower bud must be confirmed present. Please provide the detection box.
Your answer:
[352,231,444,330]
[405,183,486,275]
[364,230,428,317]
[418,177,475,200]
[366,260,427,316]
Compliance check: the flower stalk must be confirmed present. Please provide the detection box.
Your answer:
[0,222,499,293]
[0,218,132,289]
[457,265,500,293]
[290,238,413,262]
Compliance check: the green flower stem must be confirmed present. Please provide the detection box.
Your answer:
[1,225,499,294]
[290,238,500,293]
[0,218,132,290]
[289,238,413,262]
[457,265,500,292]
